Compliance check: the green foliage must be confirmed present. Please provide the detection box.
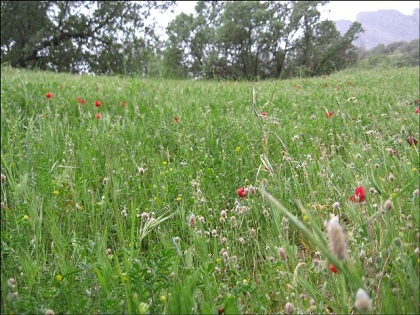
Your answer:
[163,1,362,80]
[1,66,419,314]
[0,1,174,75]
[357,39,420,70]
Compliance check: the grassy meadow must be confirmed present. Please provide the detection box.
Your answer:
[1,65,419,314]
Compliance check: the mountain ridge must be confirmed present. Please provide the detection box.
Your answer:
[334,8,419,50]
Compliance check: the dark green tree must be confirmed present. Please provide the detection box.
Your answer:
[1,1,174,74]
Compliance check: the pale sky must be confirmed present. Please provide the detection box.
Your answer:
[170,1,419,22]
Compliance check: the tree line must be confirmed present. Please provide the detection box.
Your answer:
[2,1,365,79]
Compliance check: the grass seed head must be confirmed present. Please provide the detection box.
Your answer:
[327,216,348,260]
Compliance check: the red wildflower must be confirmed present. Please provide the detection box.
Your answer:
[326,111,334,118]
[77,97,86,104]
[329,264,338,274]
[349,186,366,203]
[415,106,420,114]
[95,100,102,107]
[173,116,180,123]
[120,101,126,107]
[45,92,53,99]
[237,187,248,198]
[95,113,102,119]
[260,112,268,117]
[407,136,418,146]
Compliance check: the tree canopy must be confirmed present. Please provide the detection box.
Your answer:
[1,1,365,79]
[1,1,174,74]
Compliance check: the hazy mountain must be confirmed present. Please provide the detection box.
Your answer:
[335,8,419,50]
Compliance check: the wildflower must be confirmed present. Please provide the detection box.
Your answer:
[173,116,180,123]
[46,92,53,99]
[407,136,418,146]
[329,263,338,273]
[349,186,366,203]
[285,302,294,314]
[237,187,248,198]
[95,113,102,119]
[56,274,62,282]
[327,216,348,260]
[326,111,334,118]
[332,201,340,209]
[242,279,248,285]
[235,146,241,152]
[95,100,102,107]
[76,97,86,104]
[159,295,166,302]
[354,288,372,313]
[217,306,224,315]
[260,112,268,117]
[23,214,29,220]
[120,101,126,107]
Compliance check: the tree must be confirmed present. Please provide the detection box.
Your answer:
[1,1,174,74]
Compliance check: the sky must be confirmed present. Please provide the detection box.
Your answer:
[169,1,419,22]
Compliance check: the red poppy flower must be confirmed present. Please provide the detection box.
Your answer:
[95,113,102,119]
[326,111,334,118]
[46,92,53,99]
[407,136,418,146]
[237,187,248,198]
[95,100,102,107]
[77,97,86,104]
[329,264,338,274]
[260,112,268,117]
[349,186,366,203]
[173,116,180,123]
[415,107,420,114]
[120,101,126,107]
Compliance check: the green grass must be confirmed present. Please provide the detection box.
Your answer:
[1,65,419,314]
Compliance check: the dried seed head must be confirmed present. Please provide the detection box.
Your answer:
[354,288,372,313]
[188,214,197,228]
[1,173,6,183]
[285,302,294,314]
[277,247,287,261]
[7,278,16,289]
[413,189,419,197]
[327,216,348,260]
[383,199,393,212]
[44,309,55,315]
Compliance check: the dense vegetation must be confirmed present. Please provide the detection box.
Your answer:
[1,65,419,314]
[2,1,364,79]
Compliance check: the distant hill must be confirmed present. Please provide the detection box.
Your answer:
[335,8,419,50]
